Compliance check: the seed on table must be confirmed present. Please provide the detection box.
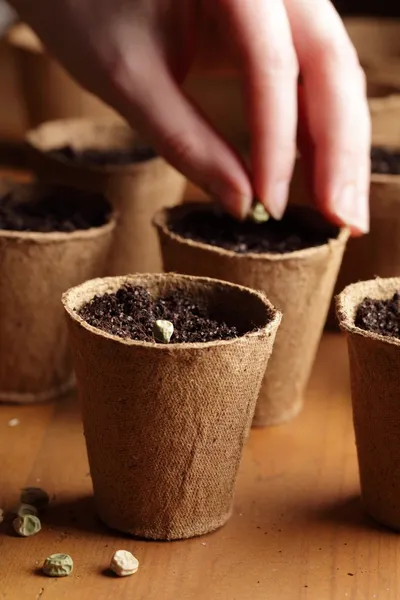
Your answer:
[20,487,49,509]
[110,550,139,577]
[42,554,74,577]
[13,514,41,537]
[11,503,38,518]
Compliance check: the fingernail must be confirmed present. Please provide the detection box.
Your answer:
[335,183,369,233]
[266,181,289,220]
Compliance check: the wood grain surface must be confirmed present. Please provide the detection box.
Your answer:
[0,333,398,600]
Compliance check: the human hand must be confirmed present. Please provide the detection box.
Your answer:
[12,0,370,234]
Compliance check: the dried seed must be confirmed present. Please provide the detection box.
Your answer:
[13,514,41,537]
[110,550,139,577]
[153,320,174,344]
[20,487,49,509]
[248,202,270,224]
[11,503,38,518]
[43,553,73,577]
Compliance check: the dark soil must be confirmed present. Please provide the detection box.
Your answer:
[168,207,337,254]
[371,147,400,175]
[356,291,400,338]
[78,284,244,343]
[48,145,156,166]
[0,186,110,233]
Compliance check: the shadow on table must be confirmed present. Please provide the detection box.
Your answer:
[296,494,398,537]
[41,495,131,540]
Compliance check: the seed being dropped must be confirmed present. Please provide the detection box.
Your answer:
[13,514,41,537]
[43,553,73,577]
[20,487,49,510]
[110,550,139,577]
[11,503,38,518]
[153,320,174,344]
[248,202,270,224]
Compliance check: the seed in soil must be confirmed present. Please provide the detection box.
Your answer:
[371,147,400,175]
[47,145,157,166]
[153,319,174,344]
[13,514,41,537]
[78,284,246,343]
[168,206,338,254]
[20,487,49,510]
[0,186,110,233]
[110,550,139,577]
[355,291,400,339]
[42,554,74,577]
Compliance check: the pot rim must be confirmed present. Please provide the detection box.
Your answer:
[153,202,349,262]
[62,273,282,351]
[336,276,400,348]
[25,118,164,175]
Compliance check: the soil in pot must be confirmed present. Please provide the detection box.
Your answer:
[78,283,254,343]
[0,182,115,404]
[47,145,157,167]
[168,206,338,254]
[355,290,400,338]
[155,203,347,426]
[0,185,110,232]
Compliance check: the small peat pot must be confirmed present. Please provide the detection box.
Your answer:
[336,277,400,530]
[0,182,115,403]
[26,118,187,274]
[62,273,281,540]
[326,144,400,330]
[154,204,349,426]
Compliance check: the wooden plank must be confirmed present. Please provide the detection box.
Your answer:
[1,334,399,600]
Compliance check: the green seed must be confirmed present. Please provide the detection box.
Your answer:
[20,487,49,509]
[43,554,74,577]
[248,202,270,224]
[153,320,174,344]
[11,503,38,518]
[13,514,41,537]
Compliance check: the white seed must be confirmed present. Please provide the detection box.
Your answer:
[8,418,20,427]
[11,503,38,518]
[13,514,41,537]
[248,202,270,224]
[153,320,174,344]
[20,487,49,509]
[43,554,73,577]
[110,550,139,577]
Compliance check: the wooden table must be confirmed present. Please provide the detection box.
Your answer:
[1,332,398,600]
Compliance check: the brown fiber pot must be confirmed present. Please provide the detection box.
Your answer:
[326,142,400,331]
[0,182,115,404]
[154,204,349,426]
[5,24,117,127]
[26,118,187,275]
[336,277,400,530]
[63,273,281,540]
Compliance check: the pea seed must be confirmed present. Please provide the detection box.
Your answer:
[43,554,73,577]
[13,514,41,537]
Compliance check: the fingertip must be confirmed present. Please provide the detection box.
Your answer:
[217,191,252,221]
